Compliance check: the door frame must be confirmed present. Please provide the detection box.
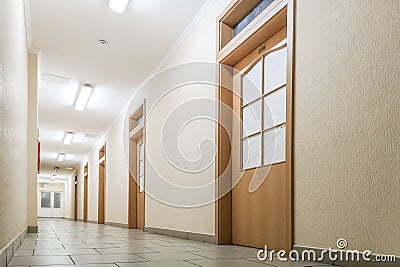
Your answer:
[74,174,78,221]
[215,0,295,251]
[128,102,146,229]
[98,144,106,224]
[83,163,88,222]
[136,139,145,230]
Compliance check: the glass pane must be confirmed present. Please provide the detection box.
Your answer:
[139,160,144,177]
[263,125,286,165]
[264,47,287,93]
[264,87,286,129]
[41,192,51,208]
[242,60,262,104]
[242,99,262,137]
[54,193,61,209]
[139,176,144,193]
[139,143,144,160]
[137,115,144,125]
[233,0,275,36]
[242,134,261,169]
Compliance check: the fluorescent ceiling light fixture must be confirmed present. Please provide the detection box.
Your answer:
[109,0,130,14]
[65,167,74,170]
[75,84,93,111]
[63,132,75,145]
[57,153,65,162]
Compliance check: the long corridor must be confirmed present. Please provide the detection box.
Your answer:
[9,219,337,267]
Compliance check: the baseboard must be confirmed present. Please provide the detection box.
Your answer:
[105,222,128,228]
[144,226,215,244]
[60,218,128,230]
[293,245,399,267]
[0,227,28,267]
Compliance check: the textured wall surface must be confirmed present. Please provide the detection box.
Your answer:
[294,0,400,255]
[27,52,38,227]
[0,0,28,249]
[72,108,129,225]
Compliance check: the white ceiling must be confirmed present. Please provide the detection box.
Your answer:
[30,0,209,179]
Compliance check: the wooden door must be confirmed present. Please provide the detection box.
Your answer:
[136,139,145,230]
[128,138,137,229]
[231,28,291,250]
[74,175,78,221]
[98,162,105,224]
[83,164,88,222]
[128,104,145,230]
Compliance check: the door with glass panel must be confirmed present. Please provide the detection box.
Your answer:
[231,31,289,249]
[40,191,63,218]
[136,139,145,230]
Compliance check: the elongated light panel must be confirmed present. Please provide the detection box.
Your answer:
[75,85,93,111]
[57,153,65,162]
[109,0,130,14]
[64,132,75,145]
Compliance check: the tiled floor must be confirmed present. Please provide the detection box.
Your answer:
[10,219,340,267]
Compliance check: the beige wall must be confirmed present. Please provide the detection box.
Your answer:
[0,0,29,249]
[294,0,400,255]
[142,0,231,235]
[27,52,38,227]
[71,108,129,225]
[64,174,75,219]
[103,110,129,224]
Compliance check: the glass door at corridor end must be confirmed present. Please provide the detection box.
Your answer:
[40,191,63,218]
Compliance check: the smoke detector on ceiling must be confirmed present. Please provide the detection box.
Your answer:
[98,39,108,45]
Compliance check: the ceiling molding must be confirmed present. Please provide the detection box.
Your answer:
[149,0,218,77]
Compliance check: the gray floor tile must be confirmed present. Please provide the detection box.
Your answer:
[34,248,100,256]
[71,253,146,264]
[9,255,73,266]
[117,261,195,267]
[64,243,118,249]
[96,247,157,254]
[149,246,209,253]
[138,252,208,262]
[13,249,33,257]
[188,258,269,267]
[189,250,257,259]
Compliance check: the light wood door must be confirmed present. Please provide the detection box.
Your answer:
[83,164,88,222]
[74,175,78,221]
[128,136,145,230]
[231,29,291,250]
[98,162,105,224]
[136,139,145,230]
[128,138,137,229]
[98,145,106,224]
